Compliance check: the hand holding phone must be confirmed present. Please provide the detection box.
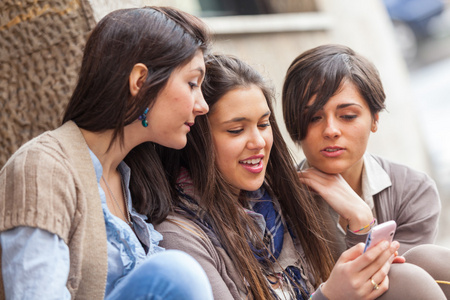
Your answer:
[363,220,397,253]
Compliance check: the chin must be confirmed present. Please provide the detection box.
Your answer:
[317,165,347,175]
[163,138,187,150]
[241,180,265,192]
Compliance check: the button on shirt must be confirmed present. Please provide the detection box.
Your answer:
[0,149,164,299]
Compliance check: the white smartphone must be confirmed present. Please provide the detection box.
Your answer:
[363,220,397,253]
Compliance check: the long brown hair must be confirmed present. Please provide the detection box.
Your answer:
[160,54,334,299]
[62,7,210,222]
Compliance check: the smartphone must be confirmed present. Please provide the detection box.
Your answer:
[363,220,397,252]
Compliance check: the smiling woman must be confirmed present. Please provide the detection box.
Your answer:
[154,53,408,300]
[208,85,273,192]
[155,54,336,299]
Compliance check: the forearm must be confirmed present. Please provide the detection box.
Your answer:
[1,227,71,300]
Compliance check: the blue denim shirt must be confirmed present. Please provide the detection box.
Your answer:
[0,149,164,299]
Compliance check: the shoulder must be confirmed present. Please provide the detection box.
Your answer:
[1,128,82,195]
[156,213,210,245]
[370,154,440,215]
[156,213,243,300]
[2,122,86,174]
[0,124,89,241]
[370,154,436,187]
[156,213,223,273]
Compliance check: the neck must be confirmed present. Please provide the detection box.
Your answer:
[341,159,364,196]
[80,128,127,177]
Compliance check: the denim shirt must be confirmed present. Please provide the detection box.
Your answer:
[0,149,164,299]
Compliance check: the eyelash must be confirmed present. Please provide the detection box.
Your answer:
[226,123,271,134]
[189,82,199,89]
[310,115,357,122]
[227,129,242,134]
[341,115,357,120]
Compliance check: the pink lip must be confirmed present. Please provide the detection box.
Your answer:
[185,122,194,131]
[320,146,345,158]
[239,154,264,174]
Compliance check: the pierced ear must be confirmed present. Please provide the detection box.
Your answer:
[371,113,379,132]
[129,63,148,96]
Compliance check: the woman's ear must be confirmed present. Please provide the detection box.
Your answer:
[129,63,148,96]
[371,113,379,132]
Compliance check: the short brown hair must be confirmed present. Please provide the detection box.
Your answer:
[282,44,386,143]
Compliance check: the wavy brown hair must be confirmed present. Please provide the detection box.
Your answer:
[159,54,334,299]
[63,6,210,222]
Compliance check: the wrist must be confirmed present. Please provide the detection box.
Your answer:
[347,204,374,233]
[349,217,376,234]
[318,282,330,300]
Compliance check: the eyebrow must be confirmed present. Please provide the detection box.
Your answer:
[223,111,271,124]
[192,67,205,80]
[336,103,363,109]
[305,103,363,110]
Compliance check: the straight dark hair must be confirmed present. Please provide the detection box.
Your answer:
[160,54,334,299]
[283,44,386,143]
[62,6,210,222]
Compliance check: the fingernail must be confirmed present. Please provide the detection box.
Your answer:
[391,241,400,249]
[382,241,389,250]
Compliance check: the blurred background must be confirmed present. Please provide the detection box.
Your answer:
[1,0,449,246]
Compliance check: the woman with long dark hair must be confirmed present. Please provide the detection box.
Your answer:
[0,7,213,299]
[155,54,426,300]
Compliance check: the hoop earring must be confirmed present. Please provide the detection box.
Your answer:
[138,108,149,127]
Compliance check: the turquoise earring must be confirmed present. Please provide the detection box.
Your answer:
[138,108,149,127]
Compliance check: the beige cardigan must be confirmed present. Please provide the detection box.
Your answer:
[0,121,108,299]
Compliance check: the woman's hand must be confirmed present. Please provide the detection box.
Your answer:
[321,241,400,300]
[298,168,373,233]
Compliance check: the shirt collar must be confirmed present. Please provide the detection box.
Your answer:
[361,153,392,210]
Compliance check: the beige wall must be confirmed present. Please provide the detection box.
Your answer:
[200,1,430,174]
[99,0,430,171]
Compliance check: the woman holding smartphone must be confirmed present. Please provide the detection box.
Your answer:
[155,54,446,300]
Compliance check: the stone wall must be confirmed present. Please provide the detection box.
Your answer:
[0,0,95,168]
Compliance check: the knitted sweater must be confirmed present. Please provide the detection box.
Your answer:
[0,121,108,299]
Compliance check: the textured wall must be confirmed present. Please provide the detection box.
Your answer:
[0,0,95,168]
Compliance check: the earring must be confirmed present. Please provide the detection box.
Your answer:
[371,123,377,132]
[138,108,149,127]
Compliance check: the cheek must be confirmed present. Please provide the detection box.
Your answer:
[265,131,274,153]
[213,138,236,171]
[299,136,315,157]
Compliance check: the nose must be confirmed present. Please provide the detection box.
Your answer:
[194,92,209,116]
[247,130,266,150]
[323,117,341,139]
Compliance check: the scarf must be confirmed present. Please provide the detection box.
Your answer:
[249,188,309,300]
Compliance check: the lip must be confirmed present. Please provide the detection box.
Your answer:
[320,146,345,158]
[185,122,194,131]
[239,154,264,174]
